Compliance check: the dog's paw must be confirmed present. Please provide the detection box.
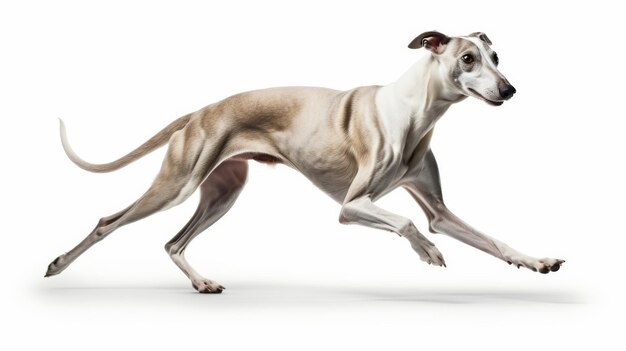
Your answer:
[412,240,446,267]
[507,257,565,274]
[45,254,68,277]
[192,279,225,293]
[536,258,565,273]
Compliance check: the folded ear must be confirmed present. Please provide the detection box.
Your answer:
[408,31,450,54]
[469,32,492,45]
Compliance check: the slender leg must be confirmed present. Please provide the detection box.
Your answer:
[404,149,564,273]
[46,128,223,277]
[165,159,248,293]
[339,195,446,266]
[45,204,136,276]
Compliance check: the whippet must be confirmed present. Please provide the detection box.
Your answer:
[46,31,564,293]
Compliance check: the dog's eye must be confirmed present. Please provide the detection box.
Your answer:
[492,53,499,66]
[461,54,474,64]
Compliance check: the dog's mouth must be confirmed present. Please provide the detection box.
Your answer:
[468,88,504,106]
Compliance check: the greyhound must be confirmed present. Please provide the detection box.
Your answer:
[46,31,564,293]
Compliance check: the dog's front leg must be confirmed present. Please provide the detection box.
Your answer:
[339,195,446,266]
[404,149,564,273]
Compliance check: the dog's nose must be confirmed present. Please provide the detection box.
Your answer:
[499,83,516,100]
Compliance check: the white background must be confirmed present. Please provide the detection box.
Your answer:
[2,0,624,349]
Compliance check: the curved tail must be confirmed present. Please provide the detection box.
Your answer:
[59,114,192,173]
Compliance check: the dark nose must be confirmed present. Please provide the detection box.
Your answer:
[498,83,516,100]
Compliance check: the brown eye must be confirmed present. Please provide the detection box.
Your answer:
[492,53,499,66]
[461,54,474,64]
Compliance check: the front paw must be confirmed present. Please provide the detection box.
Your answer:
[507,257,565,274]
[412,240,446,267]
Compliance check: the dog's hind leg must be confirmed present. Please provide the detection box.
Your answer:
[46,126,224,277]
[404,149,564,274]
[164,159,248,293]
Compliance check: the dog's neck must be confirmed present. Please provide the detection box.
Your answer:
[375,54,466,160]
[395,55,465,113]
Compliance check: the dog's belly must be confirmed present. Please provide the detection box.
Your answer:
[290,144,359,203]
[230,148,356,203]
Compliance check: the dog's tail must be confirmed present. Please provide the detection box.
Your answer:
[59,114,192,173]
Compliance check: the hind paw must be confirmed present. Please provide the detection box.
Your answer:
[192,279,225,293]
[45,254,69,277]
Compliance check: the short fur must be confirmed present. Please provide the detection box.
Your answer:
[46,31,563,293]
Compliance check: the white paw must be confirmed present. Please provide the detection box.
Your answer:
[411,239,446,267]
[192,279,225,293]
[506,256,565,274]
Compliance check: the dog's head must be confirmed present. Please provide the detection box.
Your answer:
[408,31,516,106]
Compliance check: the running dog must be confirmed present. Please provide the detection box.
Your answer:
[46,31,564,293]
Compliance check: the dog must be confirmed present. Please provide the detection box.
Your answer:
[46,31,564,293]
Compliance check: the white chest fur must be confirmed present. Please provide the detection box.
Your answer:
[374,56,455,179]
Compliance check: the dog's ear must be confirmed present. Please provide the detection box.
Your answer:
[408,31,450,54]
[469,32,492,45]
